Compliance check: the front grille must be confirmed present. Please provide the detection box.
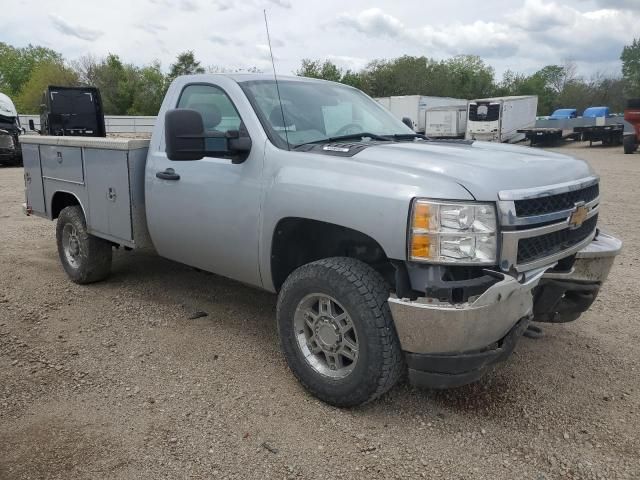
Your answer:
[517,214,598,264]
[514,184,599,217]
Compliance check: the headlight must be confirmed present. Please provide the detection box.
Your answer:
[409,199,497,264]
[0,134,14,149]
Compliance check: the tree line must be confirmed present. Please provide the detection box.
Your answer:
[0,44,209,115]
[298,39,640,116]
[1,39,639,116]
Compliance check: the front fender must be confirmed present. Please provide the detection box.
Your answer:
[258,146,473,291]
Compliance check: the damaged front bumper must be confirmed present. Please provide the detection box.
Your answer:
[388,268,545,388]
[533,231,622,323]
[387,230,621,389]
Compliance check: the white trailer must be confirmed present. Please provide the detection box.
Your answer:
[424,105,468,138]
[374,95,467,133]
[466,95,538,143]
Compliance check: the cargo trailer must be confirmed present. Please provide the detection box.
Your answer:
[374,95,466,133]
[466,95,538,143]
[424,105,468,138]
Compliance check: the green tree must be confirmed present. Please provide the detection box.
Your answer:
[128,61,167,115]
[340,69,363,90]
[168,51,205,82]
[621,38,640,96]
[84,54,133,114]
[439,55,495,99]
[15,61,78,113]
[296,59,342,82]
[0,43,63,95]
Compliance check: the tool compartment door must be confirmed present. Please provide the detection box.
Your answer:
[21,143,46,214]
[83,148,132,242]
[40,145,84,184]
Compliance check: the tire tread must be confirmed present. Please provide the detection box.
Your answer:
[277,257,404,406]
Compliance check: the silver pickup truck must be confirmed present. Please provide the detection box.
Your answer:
[21,74,621,407]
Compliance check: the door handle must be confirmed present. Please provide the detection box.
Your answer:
[156,168,180,181]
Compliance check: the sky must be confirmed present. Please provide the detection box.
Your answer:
[1,0,639,79]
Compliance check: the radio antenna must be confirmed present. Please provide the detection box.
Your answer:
[263,9,290,150]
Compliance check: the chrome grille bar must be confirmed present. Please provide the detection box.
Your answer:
[498,177,600,272]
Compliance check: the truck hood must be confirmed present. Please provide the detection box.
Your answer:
[352,140,594,200]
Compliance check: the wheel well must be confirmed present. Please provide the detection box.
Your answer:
[51,192,81,219]
[271,217,394,291]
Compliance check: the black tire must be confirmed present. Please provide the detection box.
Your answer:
[623,135,637,154]
[277,257,404,407]
[56,205,112,284]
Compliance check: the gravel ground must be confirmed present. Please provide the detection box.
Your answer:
[1,142,639,479]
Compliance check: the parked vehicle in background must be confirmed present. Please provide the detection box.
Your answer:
[466,95,538,143]
[574,123,624,146]
[0,92,23,166]
[21,74,621,407]
[374,95,466,133]
[424,104,468,138]
[623,98,640,154]
[549,108,577,119]
[30,86,106,137]
[582,106,610,118]
[522,106,625,148]
[574,106,623,146]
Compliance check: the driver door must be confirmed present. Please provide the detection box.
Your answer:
[145,83,264,287]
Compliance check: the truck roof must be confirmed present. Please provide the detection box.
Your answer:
[470,95,537,102]
[177,73,339,85]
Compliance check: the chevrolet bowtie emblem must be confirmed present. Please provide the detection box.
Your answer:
[568,203,588,229]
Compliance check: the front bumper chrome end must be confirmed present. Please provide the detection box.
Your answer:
[388,268,545,355]
[542,231,621,283]
[533,231,621,323]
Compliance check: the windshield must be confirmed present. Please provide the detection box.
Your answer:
[240,79,414,148]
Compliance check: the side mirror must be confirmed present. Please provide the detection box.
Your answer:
[165,109,252,162]
[402,116,414,130]
[165,109,206,161]
[226,129,252,153]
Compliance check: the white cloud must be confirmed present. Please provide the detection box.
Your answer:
[0,0,633,81]
[49,14,103,41]
[594,0,640,10]
[326,55,368,71]
[137,22,168,35]
[337,8,405,38]
[416,21,520,58]
[335,1,635,70]
[506,0,576,32]
[267,0,292,8]
[212,0,233,10]
[179,0,199,11]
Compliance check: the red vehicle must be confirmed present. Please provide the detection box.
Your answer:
[623,98,640,154]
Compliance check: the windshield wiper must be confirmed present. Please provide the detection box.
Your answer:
[381,133,429,140]
[294,132,392,149]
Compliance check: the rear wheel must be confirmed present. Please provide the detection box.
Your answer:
[623,135,637,154]
[277,257,404,407]
[56,205,112,284]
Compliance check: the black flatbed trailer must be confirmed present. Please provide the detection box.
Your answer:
[574,124,624,146]
[517,127,579,145]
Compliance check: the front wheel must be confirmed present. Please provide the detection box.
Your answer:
[56,205,112,284]
[277,257,404,407]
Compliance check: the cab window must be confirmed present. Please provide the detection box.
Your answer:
[177,84,243,152]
